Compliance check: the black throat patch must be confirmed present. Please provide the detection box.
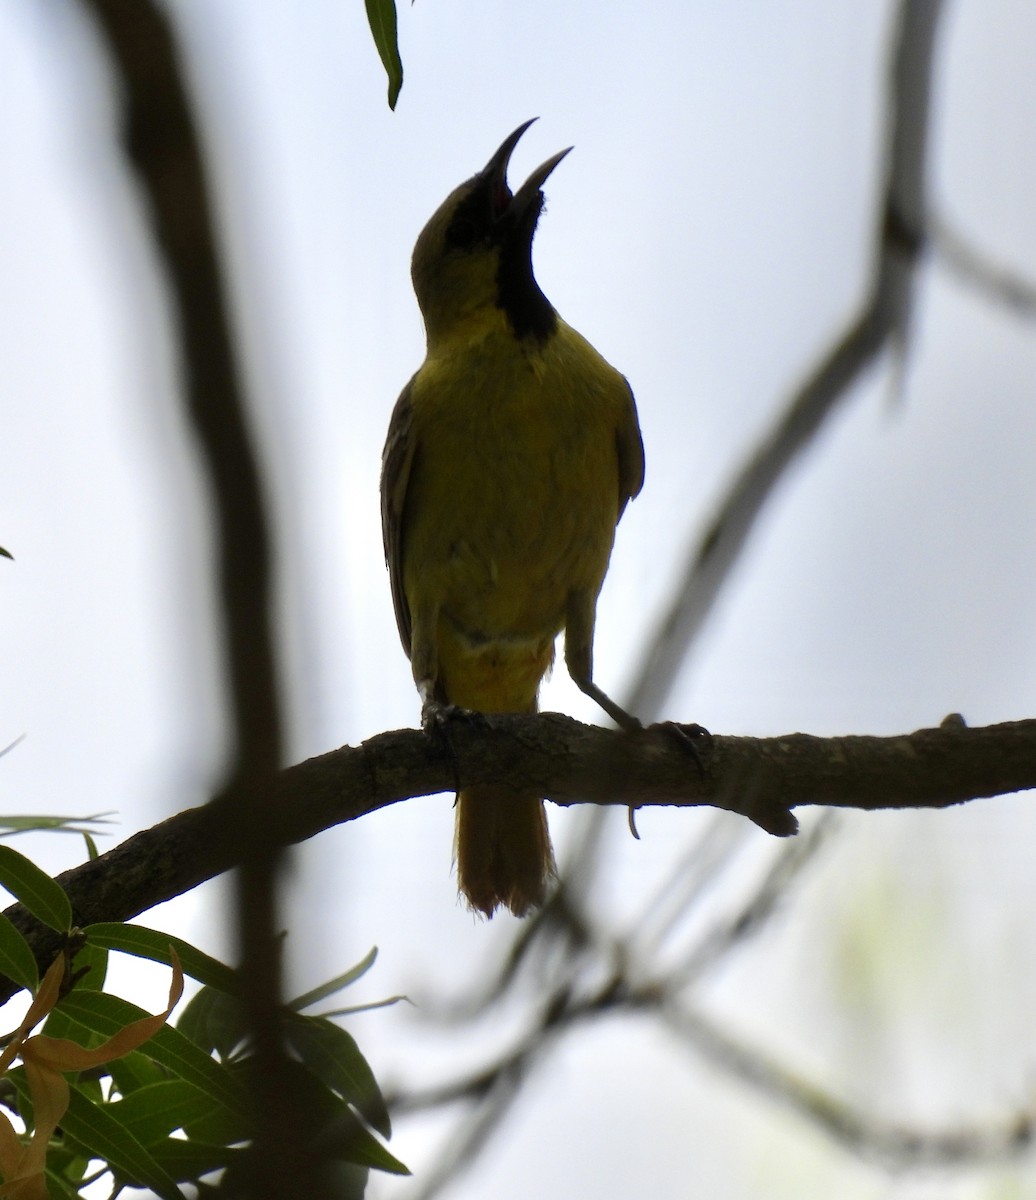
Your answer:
[495,197,557,343]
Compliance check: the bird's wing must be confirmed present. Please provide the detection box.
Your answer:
[380,376,418,657]
[616,378,646,521]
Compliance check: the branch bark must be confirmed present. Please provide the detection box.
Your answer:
[4,714,1034,1006]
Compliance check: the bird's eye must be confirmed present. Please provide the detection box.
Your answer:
[447,214,480,249]
[446,191,492,251]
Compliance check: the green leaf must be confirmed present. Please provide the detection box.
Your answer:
[108,1047,168,1096]
[41,1001,98,1047]
[0,844,71,930]
[145,1135,243,1183]
[339,1122,410,1176]
[71,934,108,992]
[56,990,250,1121]
[44,1168,85,1200]
[288,947,378,1012]
[0,546,12,560]
[0,812,116,837]
[217,1152,370,1198]
[85,922,239,994]
[108,1079,223,1146]
[0,911,38,992]
[6,1065,32,1124]
[107,1080,250,1171]
[306,1098,408,1175]
[284,1014,390,1138]
[180,1070,251,1146]
[2,1064,109,1135]
[318,1161,371,1200]
[176,985,246,1059]
[60,1085,187,1200]
[364,0,403,109]
[41,1137,91,1186]
[252,1058,408,1176]
[318,994,407,1019]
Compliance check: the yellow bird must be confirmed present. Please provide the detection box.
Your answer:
[381,121,646,917]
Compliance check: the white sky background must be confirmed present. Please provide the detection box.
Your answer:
[3,0,1036,1197]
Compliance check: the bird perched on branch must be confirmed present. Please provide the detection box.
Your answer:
[381,120,647,918]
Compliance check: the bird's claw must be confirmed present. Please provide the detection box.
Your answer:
[651,720,712,778]
[626,721,711,838]
[421,700,492,796]
[421,699,489,735]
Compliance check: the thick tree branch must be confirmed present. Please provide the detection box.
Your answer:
[3,714,1033,1008]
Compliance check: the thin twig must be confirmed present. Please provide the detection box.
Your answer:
[624,0,946,723]
[661,1000,1036,1169]
[661,812,837,990]
[933,216,1036,317]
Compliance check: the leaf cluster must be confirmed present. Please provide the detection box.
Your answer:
[0,848,407,1197]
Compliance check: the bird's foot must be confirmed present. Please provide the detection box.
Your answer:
[649,720,713,778]
[625,720,712,839]
[421,698,490,735]
[421,699,490,795]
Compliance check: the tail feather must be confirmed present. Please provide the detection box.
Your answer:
[456,786,555,918]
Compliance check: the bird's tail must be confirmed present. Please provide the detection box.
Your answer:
[456,785,555,918]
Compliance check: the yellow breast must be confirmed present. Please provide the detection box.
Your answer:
[401,319,629,645]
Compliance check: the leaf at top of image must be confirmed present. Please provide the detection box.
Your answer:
[365,0,403,109]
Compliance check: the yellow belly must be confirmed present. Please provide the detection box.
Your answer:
[401,322,630,711]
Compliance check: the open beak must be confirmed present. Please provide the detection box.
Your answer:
[478,119,573,223]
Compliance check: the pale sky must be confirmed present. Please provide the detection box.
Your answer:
[3,1,1036,1197]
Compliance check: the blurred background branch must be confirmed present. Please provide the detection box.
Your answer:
[81,2,316,1194]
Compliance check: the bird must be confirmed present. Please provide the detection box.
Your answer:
[381,120,647,918]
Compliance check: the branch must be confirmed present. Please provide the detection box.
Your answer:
[83,0,283,769]
[390,897,1036,1179]
[662,1001,1036,1169]
[391,941,1036,1177]
[933,215,1036,318]
[79,4,293,1191]
[3,714,1034,1006]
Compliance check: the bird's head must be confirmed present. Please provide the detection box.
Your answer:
[411,120,572,348]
